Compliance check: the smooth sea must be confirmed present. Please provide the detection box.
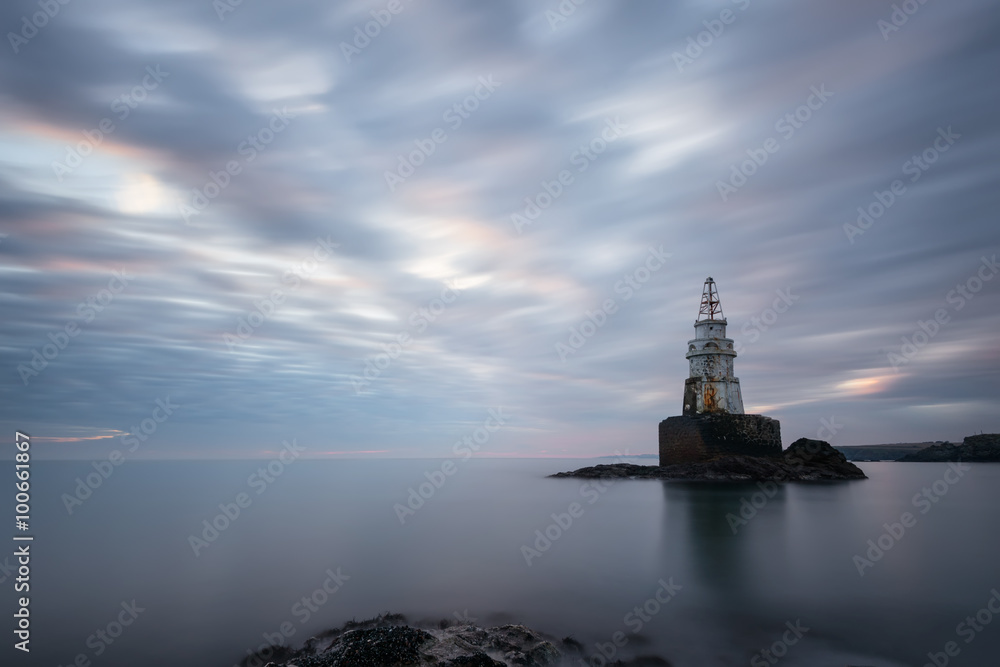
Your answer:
[5,458,1000,666]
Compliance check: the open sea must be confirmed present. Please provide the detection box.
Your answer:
[4,458,1000,667]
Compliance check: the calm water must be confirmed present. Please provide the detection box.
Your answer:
[5,459,1000,667]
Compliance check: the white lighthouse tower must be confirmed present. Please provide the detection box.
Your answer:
[682,277,745,416]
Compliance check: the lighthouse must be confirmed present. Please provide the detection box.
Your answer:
[658,277,782,465]
[682,277,745,415]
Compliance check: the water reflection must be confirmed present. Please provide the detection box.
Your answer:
[654,480,800,662]
[665,481,788,597]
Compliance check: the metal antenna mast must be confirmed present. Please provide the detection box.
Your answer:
[696,277,724,321]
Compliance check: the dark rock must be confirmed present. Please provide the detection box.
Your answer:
[784,438,868,478]
[897,434,1000,462]
[445,654,506,667]
[560,636,583,651]
[551,438,866,481]
[261,615,563,667]
[327,626,432,666]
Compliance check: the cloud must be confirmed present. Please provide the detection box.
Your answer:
[2,0,999,457]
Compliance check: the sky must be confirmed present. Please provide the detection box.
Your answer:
[1,0,998,459]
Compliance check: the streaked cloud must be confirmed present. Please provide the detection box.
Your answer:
[2,0,998,458]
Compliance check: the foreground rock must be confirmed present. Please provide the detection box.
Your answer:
[242,614,668,667]
[552,438,866,481]
[897,434,1000,462]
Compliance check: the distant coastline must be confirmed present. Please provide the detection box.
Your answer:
[839,434,999,462]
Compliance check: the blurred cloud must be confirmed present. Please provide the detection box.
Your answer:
[1,0,998,458]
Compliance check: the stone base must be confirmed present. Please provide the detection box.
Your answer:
[659,413,782,465]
